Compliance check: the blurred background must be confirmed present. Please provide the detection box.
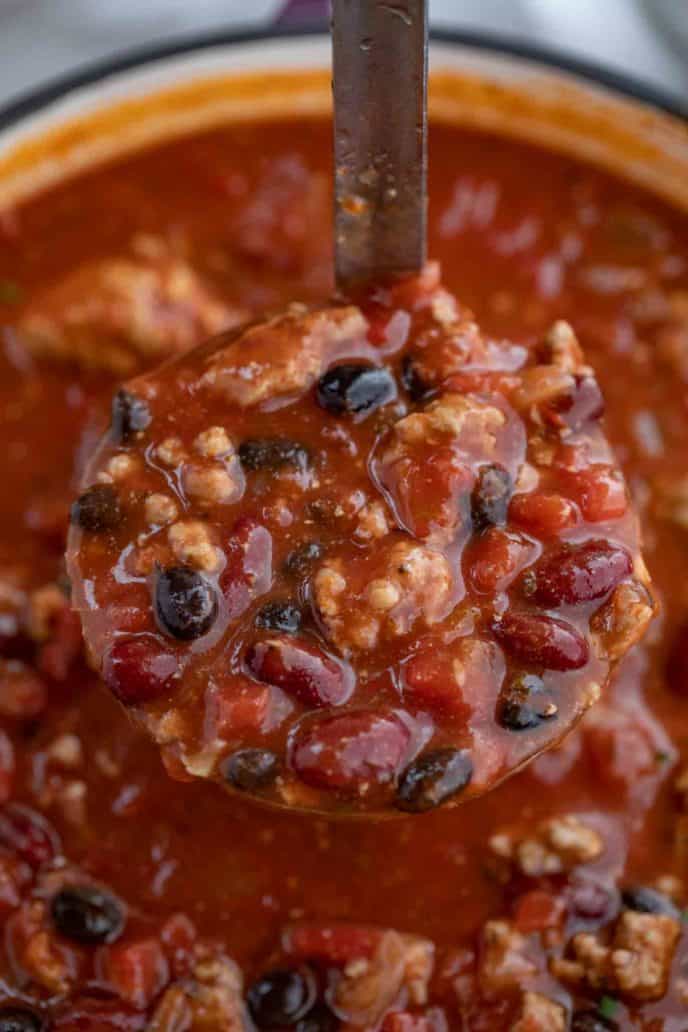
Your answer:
[0,0,685,108]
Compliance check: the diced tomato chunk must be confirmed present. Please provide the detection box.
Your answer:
[283,922,383,964]
[445,371,518,395]
[387,262,442,310]
[53,997,147,1030]
[161,913,196,978]
[467,528,536,594]
[403,649,466,717]
[403,638,500,725]
[382,1011,448,1032]
[100,937,170,1009]
[513,890,566,933]
[389,446,472,542]
[204,675,271,738]
[561,465,628,522]
[509,492,578,537]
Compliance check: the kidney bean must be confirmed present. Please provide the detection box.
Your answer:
[525,540,632,606]
[102,637,179,705]
[221,519,273,621]
[493,612,589,670]
[246,638,353,708]
[290,711,411,792]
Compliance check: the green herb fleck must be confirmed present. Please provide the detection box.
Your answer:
[0,280,23,304]
[655,750,671,765]
[598,995,619,1020]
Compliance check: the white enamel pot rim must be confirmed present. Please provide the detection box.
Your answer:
[0,27,685,212]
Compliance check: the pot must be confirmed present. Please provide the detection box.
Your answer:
[0,29,685,213]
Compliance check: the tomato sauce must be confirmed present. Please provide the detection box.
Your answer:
[0,118,686,1028]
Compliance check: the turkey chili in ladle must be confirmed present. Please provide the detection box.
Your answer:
[65,1,656,817]
[66,266,655,815]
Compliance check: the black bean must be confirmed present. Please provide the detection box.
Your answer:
[284,542,323,578]
[401,356,431,402]
[471,464,512,533]
[571,1011,618,1032]
[51,885,125,944]
[0,1007,44,1032]
[395,748,473,813]
[154,566,217,641]
[621,885,681,919]
[255,602,302,634]
[296,1002,339,1032]
[247,968,316,1028]
[111,388,151,441]
[316,364,396,417]
[224,749,280,792]
[239,438,310,473]
[497,674,556,732]
[70,484,122,532]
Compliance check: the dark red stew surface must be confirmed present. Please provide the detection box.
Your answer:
[66,263,653,816]
[0,115,685,1028]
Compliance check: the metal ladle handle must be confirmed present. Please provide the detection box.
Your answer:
[332,0,429,290]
